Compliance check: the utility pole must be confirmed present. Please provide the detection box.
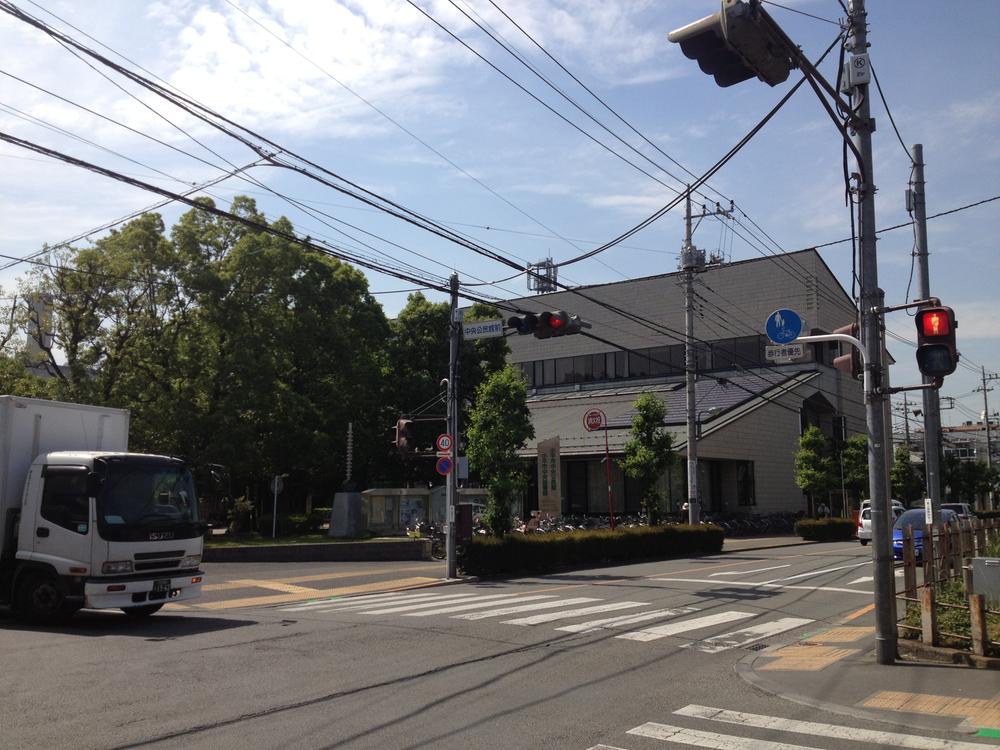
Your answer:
[977,367,997,471]
[445,273,460,579]
[680,191,731,524]
[910,143,943,519]
[848,0,896,664]
[683,188,702,525]
[902,394,911,449]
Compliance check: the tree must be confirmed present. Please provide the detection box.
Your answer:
[794,426,834,517]
[465,365,534,536]
[839,433,869,505]
[619,393,674,525]
[890,444,924,505]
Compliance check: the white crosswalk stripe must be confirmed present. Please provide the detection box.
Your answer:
[502,601,647,626]
[673,705,992,750]
[401,595,559,617]
[681,617,813,654]
[279,591,814,655]
[615,610,756,643]
[589,705,994,750]
[453,597,602,620]
[555,607,700,634]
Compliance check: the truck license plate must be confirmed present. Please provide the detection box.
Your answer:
[151,579,170,599]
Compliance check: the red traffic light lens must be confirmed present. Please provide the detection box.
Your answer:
[918,309,951,338]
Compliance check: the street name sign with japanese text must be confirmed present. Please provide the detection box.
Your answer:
[765,343,804,362]
[461,319,504,340]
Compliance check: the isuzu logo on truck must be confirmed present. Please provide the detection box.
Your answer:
[148,531,175,541]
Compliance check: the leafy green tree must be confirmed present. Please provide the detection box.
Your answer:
[619,393,674,525]
[465,365,534,536]
[890,444,924,505]
[839,433,869,505]
[794,426,834,517]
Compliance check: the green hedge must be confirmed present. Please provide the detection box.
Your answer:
[794,517,857,541]
[457,524,724,577]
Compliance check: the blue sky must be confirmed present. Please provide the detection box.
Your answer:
[1,0,998,431]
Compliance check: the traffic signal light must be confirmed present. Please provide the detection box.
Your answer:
[832,322,862,380]
[506,311,588,339]
[915,306,958,378]
[394,418,414,454]
[667,0,798,88]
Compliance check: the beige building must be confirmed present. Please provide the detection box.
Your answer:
[498,249,865,518]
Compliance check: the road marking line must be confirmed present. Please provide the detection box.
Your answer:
[758,644,859,670]
[361,593,520,615]
[848,570,903,585]
[651,577,871,595]
[628,721,820,749]
[280,591,441,611]
[683,617,813,654]
[844,602,875,621]
[711,565,791,577]
[616,610,755,643]
[675,704,994,749]
[586,745,629,750]
[453,597,601,620]
[502,601,646,626]
[404,595,556,617]
[200,564,436,591]
[762,560,871,583]
[196,577,439,609]
[555,607,700,634]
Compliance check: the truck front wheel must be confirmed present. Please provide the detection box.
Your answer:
[122,604,164,618]
[16,572,73,624]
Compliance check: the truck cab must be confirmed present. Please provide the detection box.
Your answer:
[4,451,204,622]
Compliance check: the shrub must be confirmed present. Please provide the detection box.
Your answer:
[457,524,724,577]
[227,497,255,534]
[794,517,857,541]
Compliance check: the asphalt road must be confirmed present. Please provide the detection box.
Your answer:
[1,541,994,750]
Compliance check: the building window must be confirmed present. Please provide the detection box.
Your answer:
[736,462,756,506]
[648,346,671,377]
[628,350,649,378]
[543,359,555,386]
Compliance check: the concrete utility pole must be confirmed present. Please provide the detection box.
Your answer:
[978,367,997,471]
[848,0,896,665]
[445,273,460,579]
[682,189,703,525]
[901,394,911,449]
[910,144,943,518]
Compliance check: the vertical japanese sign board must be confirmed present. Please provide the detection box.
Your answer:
[537,436,561,517]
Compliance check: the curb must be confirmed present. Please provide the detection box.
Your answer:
[897,638,1000,669]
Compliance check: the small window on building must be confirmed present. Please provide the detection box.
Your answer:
[628,350,649,378]
[648,346,671,377]
[615,351,628,378]
[543,359,556,386]
[591,353,607,381]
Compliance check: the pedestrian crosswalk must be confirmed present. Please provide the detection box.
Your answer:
[588,704,995,749]
[277,590,812,653]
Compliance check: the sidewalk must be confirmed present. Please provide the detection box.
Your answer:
[738,604,1000,738]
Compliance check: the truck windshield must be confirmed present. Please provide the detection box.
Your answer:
[94,457,200,542]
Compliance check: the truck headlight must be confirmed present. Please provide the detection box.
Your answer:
[102,560,133,574]
[179,555,202,568]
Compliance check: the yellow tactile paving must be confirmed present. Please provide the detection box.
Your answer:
[194,576,440,610]
[809,626,874,643]
[758,644,860,671]
[862,690,1000,728]
[204,579,318,594]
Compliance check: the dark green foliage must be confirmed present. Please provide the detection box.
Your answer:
[619,393,674,524]
[793,517,857,541]
[457,524,724,577]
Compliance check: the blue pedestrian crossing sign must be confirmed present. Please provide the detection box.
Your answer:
[765,308,803,344]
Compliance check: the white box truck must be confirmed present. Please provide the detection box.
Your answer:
[0,396,205,622]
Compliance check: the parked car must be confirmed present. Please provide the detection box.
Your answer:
[860,498,905,513]
[856,505,903,546]
[892,508,958,561]
[941,502,974,520]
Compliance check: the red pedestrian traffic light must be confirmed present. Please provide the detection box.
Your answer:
[915,306,958,379]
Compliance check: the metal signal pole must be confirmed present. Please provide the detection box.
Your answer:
[848,0,896,664]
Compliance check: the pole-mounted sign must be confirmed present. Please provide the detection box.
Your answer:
[764,308,803,344]
[583,408,606,432]
[582,408,615,531]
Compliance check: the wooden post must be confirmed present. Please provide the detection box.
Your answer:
[920,585,937,646]
[950,524,963,582]
[963,556,973,592]
[903,525,917,603]
[969,593,987,657]
[975,517,986,555]
[923,523,936,587]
